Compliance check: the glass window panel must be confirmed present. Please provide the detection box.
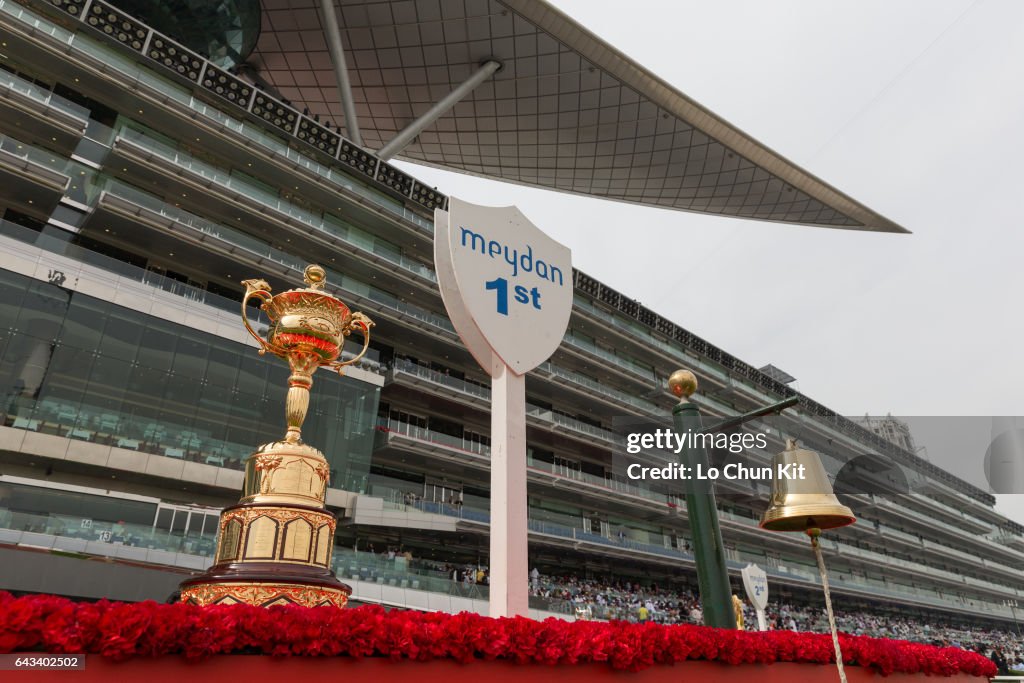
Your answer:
[187,512,204,536]
[159,373,200,426]
[37,345,92,423]
[171,334,209,378]
[208,514,221,537]
[0,270,28,327]
[96,310,144,361]
[14,282,69,340]
[235,354,268,397]
[58,294,106,351]
[3,336,53,414]
[125,363,164,396]
[197,382,231,413]
[0,330,22,422]
[136,324,179,372]
[205,344,240,389]
[6,484,155,525]
[228,387,264,421]
[85,353,132,417]
[193,387,229,443]
[155,508,173,531]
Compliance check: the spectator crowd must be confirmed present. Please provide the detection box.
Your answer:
[348,545,1021,673]
[528,572,1022,672]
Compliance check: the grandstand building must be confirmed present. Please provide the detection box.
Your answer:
[0,0,1021,631]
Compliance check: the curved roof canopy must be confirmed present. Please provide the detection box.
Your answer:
[251,0,906,232]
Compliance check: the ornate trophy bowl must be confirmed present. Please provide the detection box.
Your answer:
[180,265,374,608]
[240,265,373,445]
[265,288,350,362]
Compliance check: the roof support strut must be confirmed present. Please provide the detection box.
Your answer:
[319,0,363,147]
[377,59,502,161]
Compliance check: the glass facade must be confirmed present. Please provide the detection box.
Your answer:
[116,0,261,68]
[0,478,219,556]
[0,269,380,492]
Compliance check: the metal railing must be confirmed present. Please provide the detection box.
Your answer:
[0,0,442,228]
[0,68,90,123]
[113,125,437,283]
[0,133,70,173]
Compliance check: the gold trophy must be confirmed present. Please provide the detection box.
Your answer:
[179,265,373,608]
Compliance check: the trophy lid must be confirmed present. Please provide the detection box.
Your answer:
[268,265,350,314]
[299,264,326,291]
[278,264,332,295]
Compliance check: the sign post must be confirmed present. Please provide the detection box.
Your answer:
[741,562,769,631]
[488,357,528,616]
[434,198,573,617]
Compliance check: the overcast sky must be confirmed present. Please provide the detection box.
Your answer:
[393,0,1024,520]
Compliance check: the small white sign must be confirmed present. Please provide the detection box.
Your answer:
[742,563,769,610]
[435,198,573,376]
[742,563,769,631]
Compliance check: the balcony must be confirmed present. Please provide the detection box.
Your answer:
[997,532,1024,552]
[389,360,625,448]
[385,344,666,420]
[0,133,71,202]
[872,495,1024,565]
[831,541,1022,601]
[370,414,1024,610]
[94,178,454,333]
[562,331,657,388]
[109,127,437,288]
[388,362,489,408]
[353,492,1019,621]
[893,493,992,535]
[0,0,443,232]
[374,417,679,513]
[0,68,88,152]
[874,523,924,550]
[534,362,660,415]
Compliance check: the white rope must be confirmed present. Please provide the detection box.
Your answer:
[811,533,848,683]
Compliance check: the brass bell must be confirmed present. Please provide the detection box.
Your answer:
[760,439,855,532]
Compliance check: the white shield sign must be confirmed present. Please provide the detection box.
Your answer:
[435,198,573,376]
[741,563,769,612]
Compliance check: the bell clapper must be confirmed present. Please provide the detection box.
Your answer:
[807,525,848,683]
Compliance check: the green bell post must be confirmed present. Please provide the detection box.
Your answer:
[669,369,736,629]
[668,370,801,629]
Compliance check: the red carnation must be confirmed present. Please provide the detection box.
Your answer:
[0,593,998,677]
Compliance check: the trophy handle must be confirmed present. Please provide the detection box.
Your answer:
[331,312,375,373]
[241,279,283,356]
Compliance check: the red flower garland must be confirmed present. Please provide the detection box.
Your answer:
[0,592,995,676]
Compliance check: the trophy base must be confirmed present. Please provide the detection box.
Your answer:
[180,564,351,608]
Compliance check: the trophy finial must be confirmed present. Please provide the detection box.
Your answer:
[304,264,327,289]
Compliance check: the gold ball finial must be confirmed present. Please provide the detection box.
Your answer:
[668,369,698,399]
[304,264,327,289]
